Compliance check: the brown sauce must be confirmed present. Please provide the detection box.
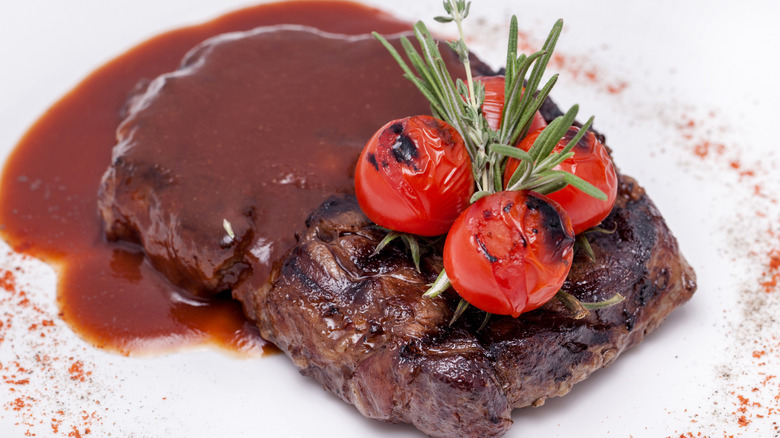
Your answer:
[0,1,420,355]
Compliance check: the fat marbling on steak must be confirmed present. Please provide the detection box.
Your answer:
[242,174,696,437]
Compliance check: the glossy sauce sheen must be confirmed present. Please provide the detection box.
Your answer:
[0,2,425,355]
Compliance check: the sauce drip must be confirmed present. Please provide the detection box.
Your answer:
[0,1,420,355]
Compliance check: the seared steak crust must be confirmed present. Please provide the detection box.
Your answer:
[245,176,696,437]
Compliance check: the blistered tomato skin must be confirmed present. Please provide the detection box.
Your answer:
[504,126,618,235]
[355,115,474,236]
[476,76,547,134]
[443,191,575,317]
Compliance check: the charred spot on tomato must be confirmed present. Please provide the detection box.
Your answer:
[390,134,419,167]
[442,190,575,318]
[366,153,379,171]
[528,193,575,252]
[530,195,562,230]
[475,236,499,263]
[355,115,472,236]
[524,196,542,211]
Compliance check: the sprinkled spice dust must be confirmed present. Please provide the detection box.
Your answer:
[658,99,780,437]
[0,5,776,437]
[516,30,630,96]
[760,249,780,293]
[0,251,105,436]
[458,15,629,97]
[498,17,780,435]
[442,15,780,435]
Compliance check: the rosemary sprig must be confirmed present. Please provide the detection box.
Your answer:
[373,0,616,320]
[373,3,604,201]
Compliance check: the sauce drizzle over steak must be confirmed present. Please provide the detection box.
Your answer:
[0,2,459,353]
[97,26,483,304]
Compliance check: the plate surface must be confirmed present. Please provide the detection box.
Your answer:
[1,1,779,437]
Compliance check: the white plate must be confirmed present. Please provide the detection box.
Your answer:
[1,1,779,437]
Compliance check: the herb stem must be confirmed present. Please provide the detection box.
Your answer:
[453,5,477,111]
[446,0,489,191]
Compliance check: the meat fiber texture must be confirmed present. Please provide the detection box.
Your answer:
[243,177,696,437]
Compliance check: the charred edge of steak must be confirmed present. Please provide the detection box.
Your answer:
[247,179,696,437]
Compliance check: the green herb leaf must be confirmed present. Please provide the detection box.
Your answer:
[449,298,470,326]
[489,144,534,162]
[561,171,608,201]
[581,293,625,310]
[401,234,422,272]
[424,269,452,298]
[576,233,596,262]
[478,312,492,331]
[372,230,401,256]
[555,290,590,319]
[470,190,491,203]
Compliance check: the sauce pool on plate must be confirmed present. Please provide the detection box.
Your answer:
[0,1,422,355]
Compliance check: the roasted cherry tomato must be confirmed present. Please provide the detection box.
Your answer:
[443,190,575,317]
[476,76,547,134]
[355,115,474,236]
[504,126,618,235]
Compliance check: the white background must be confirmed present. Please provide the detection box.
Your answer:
[1,1,779,437]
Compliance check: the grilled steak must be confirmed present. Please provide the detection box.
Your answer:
[242,174,696,437]
[96,22,696,438]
